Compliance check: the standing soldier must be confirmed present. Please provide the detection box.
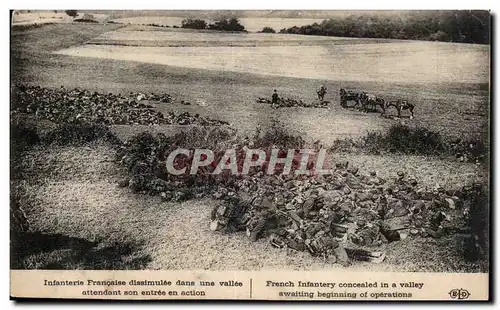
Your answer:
[316,84,327,103]
[246,192,277,242]
[271,89,279,108]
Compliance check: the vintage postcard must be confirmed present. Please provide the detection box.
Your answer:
[10,9,490,301]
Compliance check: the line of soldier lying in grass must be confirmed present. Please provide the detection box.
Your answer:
[209,161,484,265]
[11,84,228,126]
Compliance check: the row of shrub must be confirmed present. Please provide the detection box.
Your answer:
[259,27,276,33]
[181,17,246,32]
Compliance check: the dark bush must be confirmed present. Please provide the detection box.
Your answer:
[11,121,40,158]
[429,30,450,42]
[74,13,97,23]
[208,17,245,32]
[65,10,78,18]
[117,119,307,200]
[463,184,489,262]
[252,118,305,149]
[181,18,207,30]
[119,132,160,172]
[10,121,40,179]
[351,124,444,155]
[382,124,444,155]
[260,27,276,33]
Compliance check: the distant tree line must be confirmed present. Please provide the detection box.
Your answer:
[278,11,490,44]
[181,17,246,32]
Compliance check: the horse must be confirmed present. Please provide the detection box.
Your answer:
[386,99,415,119]
[359,92,385,114]
[339,88,361,109]
[317,85,327,102]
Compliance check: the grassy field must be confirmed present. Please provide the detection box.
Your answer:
[10,23,490,271]
[13,24,489,143]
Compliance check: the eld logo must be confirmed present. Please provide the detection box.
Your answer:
[449,289,471,300]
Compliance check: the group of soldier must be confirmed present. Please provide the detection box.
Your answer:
[270,85,415,119]
[208,160,468,265]
[270,85,328,108]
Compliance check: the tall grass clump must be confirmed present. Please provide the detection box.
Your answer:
[362,124,445,155]
[462,184,489,263]
[11,121,40,154]
[330,123,488,163]
[11,23,54,31]
[252,118,305,149]
[43,122,121,146]
[11,121,40,180]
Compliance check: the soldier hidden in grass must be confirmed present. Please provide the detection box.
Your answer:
[206,159,485,266]
[11,84,227,126]
[257,91,327,108]
[246,192,279,241]
[210,192,252,233]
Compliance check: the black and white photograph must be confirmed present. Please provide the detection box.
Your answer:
[9,8,491,300]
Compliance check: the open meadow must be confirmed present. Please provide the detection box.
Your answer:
[13,23,489,142]
[10,19,490,272]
